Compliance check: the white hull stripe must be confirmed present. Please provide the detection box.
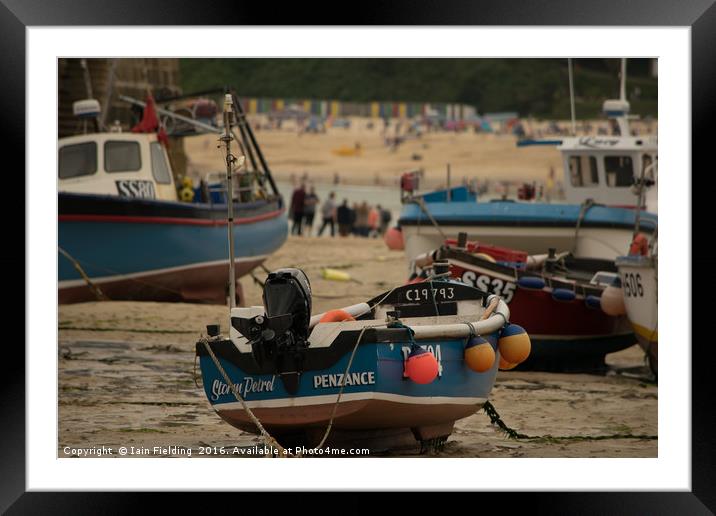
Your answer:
[58,255,267,288]
[214,391,488,410]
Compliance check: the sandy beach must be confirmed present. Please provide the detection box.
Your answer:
[183,120,564,188]
[182,116,656,190]
[59,237,657,458]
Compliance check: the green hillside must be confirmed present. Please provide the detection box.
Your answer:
[179,58,657,119]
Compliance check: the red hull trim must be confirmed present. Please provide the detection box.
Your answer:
[59,208,285,227]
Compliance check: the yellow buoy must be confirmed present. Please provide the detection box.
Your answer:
[180,187,195,202]
[498,324,531,364]
[499,357,518,370]
[321,268,352,282]
[464,336,496,373]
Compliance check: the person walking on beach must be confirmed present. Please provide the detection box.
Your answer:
[337,199,352,237]
[379,205,392,236]
[318,191,337,237]
[355,202,370,237]
[303,186,319,236]
[290,183,306,236]
[368,204,380,238]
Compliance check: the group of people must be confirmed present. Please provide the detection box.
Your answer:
[289,184,392,238]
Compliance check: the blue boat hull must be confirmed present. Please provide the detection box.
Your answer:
[399,193,657,259]
[58,192,288,303]
[198,334,499,438]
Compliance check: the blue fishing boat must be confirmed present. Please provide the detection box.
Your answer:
[399,185,657,261]
[196,266,530,451]
[58,94,288,304]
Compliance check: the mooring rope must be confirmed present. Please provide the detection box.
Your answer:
[314,323,386,450]
[200,322,386,457]
[200,336,292,457]
[58,247,108,301]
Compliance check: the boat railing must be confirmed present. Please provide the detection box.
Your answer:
[202,170,259,206]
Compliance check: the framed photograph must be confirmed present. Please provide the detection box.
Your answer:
[6,0,713,511]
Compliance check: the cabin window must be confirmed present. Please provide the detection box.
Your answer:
[104,141,142,173]
[604,156,634,187]
[569,155,598,187]
[150,142,172,184]
[59,142,97,179]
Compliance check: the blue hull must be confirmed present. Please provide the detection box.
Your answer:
[199,333,499,435]
[58,192,288,303]
[399,198,657,232]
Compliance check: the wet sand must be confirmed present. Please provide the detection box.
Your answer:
[59,237,656,458]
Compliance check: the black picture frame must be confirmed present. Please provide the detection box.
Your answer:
[5,0,714,512]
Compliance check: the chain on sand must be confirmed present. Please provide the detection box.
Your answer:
[481,400,657,442]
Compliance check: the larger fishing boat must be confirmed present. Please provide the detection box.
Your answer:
[59,93,287,304]
[398,60,657,262]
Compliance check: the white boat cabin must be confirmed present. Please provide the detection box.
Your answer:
[58,132,178,202]
[558,99,657,208]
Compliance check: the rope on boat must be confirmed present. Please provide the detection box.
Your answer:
[200,323,386,457]
[58,247,108,301]
[313,323,386,450]
[413,197,447,240]
[481,400,657,442]
[200,336,292,457]
[572,199,596,254]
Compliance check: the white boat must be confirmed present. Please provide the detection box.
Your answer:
[615,159,658,374]
[615,250,657,374]
[398,60,657,262]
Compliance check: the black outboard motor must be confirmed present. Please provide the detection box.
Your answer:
[231,268,312,394]
[262,268,312,341]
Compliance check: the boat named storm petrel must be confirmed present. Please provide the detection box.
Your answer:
[196,266,530,451]
[58,95,287,304]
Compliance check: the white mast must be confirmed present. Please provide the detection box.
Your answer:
[222,94,238,308]
[619,58,627,101]
[568,58,577,136]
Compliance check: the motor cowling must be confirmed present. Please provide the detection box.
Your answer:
[262,268,312,340]
[230,269,312,393]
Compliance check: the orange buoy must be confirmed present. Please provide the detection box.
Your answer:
[499,357,518,370]
[404,345,439,384]
[464,336,496,373]
[629,233,649,256]
[498,324,531,364]
[600,285,626,316]
[318,309,356,323]
[384,226,404,250]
